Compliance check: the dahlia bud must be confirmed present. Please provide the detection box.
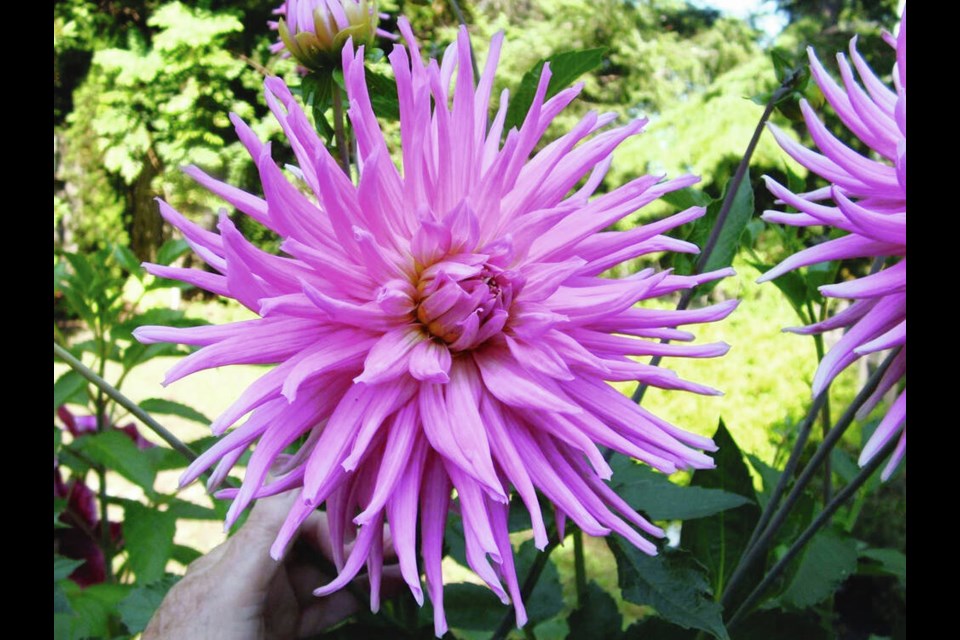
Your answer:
[277,0,379,72]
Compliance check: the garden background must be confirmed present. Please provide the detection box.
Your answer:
[53,1,906,638]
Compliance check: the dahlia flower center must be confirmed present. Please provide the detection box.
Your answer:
[414,259,517,351]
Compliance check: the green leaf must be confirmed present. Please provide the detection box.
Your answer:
[155,238,190,266]
[54,555,85,582]
[674,172,754,292]
[54,582,72,615]
[54,497,69,528]
[124,502,177,583]
[748,262,809,323]
[118,574,181,634]
[111,243,143,279]
[730,610,830,639]
[73,430,158,494]
[609,454,750,521]
[775,528,858,610]
[608,537,729,640]
[701,173,755,275]
[681,420,760,601]
[804,261,840,301]
[745,453,780,510]
[505,48,606,131]
[859,548,906,586]
[363,69,401,121]
[441,583,504,631]
[566,582,623,640]
[171,544,203,566]
[139,398,210,425]
[514,539,564,626]
[54,370,88,413]
[56,582,132,640]
[165,498,222,520]
[659,187,712,211]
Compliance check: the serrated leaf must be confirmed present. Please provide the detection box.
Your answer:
[859,548,906,586]
[54,555,86,582]
[774,529,857,610]
[566,581,623,640]
[124,503,177,583]
[675,173,754,291]
[56,581,131,640]
[701,172,754,275]
[73,431,157,495]
[608,537,729,640]
[505,48,605,131]
[118,574,181,634]
[139,398,210,425]
[681,420,760,601]
[609,454,750,521]
[54,370,88,413]
[659,187,712,211]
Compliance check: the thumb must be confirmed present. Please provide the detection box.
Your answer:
[218,489,300,595]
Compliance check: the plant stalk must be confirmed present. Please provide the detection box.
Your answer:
[726,433,901,630]
[491,528,561,640]
[573,529,587,608]
[54,343,198,463]
[721,347,900,607]
[332,87,351,175]
[630,72,797,406]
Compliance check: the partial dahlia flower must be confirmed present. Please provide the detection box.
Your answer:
[136,21,736,634]
[270,0,386,70]
[759,10,906,479]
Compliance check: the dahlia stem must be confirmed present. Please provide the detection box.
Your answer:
[726,432,900,631]
[54,342,198,464]
[720,347,900,608]
[812,331,833,503]
[449,0,481,83]
[630,70,801,406]
[332,87,351,176]
[491,526,561,640]
[573,529,587,608]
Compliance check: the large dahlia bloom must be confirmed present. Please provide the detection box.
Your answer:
[759,11,906,479]
[136,21,736,634]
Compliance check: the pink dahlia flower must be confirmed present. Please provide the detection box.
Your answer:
[759,11,906,480]
[136,21,736,634]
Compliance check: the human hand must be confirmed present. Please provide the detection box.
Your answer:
[143,489,400,639]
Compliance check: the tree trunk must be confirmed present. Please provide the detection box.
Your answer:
[128,150,164,262]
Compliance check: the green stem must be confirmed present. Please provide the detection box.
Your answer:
[721,348,900,608]
[491,526,561,640]
[54,342,198,464]
[449,0,481,82]
[630,71,799,406]
[332,86,351,176]
[726,433,901,630]
[811,332,833,504]
[573,529,587,608]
